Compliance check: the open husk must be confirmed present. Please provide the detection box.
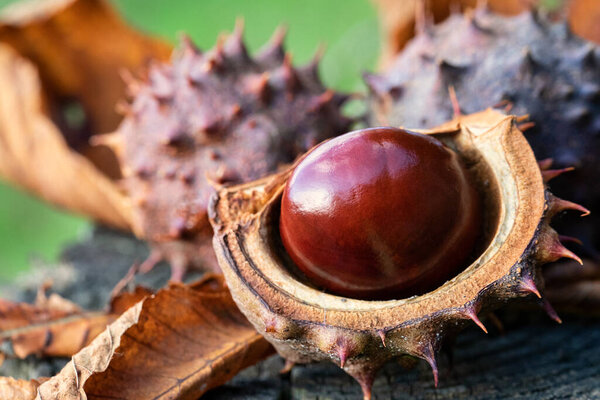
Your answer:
[209,109,588,399]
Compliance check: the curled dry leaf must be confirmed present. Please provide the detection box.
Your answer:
[0,284,149,359]
[36,274,274,400]
[0,0,172,230]
[0,377,42,400]
[0,43,132,230]
[0,0,171,136]
[372,0,533,68]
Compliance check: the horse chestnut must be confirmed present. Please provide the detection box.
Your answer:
[279,127,482,300]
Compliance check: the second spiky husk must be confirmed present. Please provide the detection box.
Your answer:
[366,7,600,258]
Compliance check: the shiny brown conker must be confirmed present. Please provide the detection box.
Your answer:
[279,127,482,300]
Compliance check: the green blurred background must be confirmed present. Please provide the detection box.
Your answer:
[0,0,380,283]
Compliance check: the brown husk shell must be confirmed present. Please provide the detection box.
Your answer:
[209,109,587,399]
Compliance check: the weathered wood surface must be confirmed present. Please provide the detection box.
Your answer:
[1,227,599,399]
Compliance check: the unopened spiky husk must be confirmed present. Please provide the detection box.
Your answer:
[116,23,353,277]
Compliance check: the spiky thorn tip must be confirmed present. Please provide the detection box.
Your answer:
[518,121,535,131]
[363,72,393,99]
[116,101,134,119]
[89,132,124,155]
[257,24,287,63]
[419,343,439,387]
[233,17,245,37]
[558,235,583,246]
[520,275,541,298]
[179,33,200,56]
[337,342,350,368]
[168,256,187,282]
[279,359,295,374]
[550,196,591,217]
[269,24,287,47]
[550,240,583,265]
[541,166,574,182]
[463,306,488,333]
[310,42,326,65]
[448,85,461,117]
[119,68,142,97]
[138,248,163,274]
[542,298,562,324]
[359,376,374,400]
[377,329,387,347]
[309,90,335,113]
[538,158,554,171]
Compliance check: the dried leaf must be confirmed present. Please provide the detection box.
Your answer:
[0,377,41,400]
[568,0,600,43]
[109,286,154,314]
[0,286,147,358]
[0,295,77,331]
[0,43,133,230]
[37,274,274,400]
[373,0,532,68]
[0,0,172,229]
[0,0,171,135]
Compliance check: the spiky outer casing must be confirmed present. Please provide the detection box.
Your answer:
[210,110,588,399]
[117,27,353,274]
[366,9,600,258]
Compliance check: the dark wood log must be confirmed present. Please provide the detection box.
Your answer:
[2,227,599,399]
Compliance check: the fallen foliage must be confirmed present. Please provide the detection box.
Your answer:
[0,284,148,358]
[0,0,173,230]
[0,377,42,400]
[36,274,274,400]
[0,43,133,230]
[0,0,171,135]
